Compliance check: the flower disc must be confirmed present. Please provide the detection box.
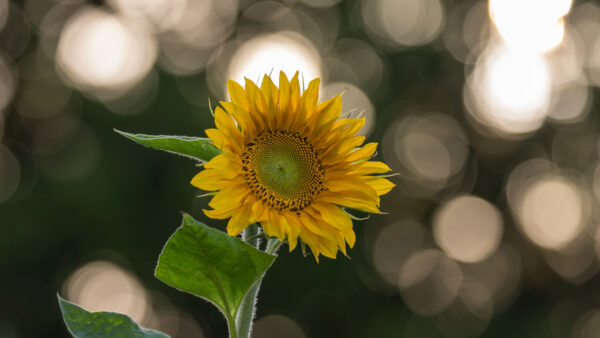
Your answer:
[242,129,325,213]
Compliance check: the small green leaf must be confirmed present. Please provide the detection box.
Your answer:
[57,295,169,338]
[115,130,221,162]
[155,214,276,322]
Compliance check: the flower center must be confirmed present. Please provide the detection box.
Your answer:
[242,129,325,212]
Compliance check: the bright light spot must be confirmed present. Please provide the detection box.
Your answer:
[517,176,584,250]
[363,0,445,47]
[487,49,550,113]
[321,82,375,137]
[0,144,20,203]
[372,220,428,285]
[253,315,305,338]
[398,249,463,316]
[227,33,321,89]
[489,0,571,53]
[62,261,151,324]
[465,44,551,135]
[56,8,157,93]
[434,195,503,263]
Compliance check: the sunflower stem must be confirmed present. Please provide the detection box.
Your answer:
[242,224,261,248]
[235,226,262,338]
[235,231,280,338]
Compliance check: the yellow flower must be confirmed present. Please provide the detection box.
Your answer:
[191,72,394,260]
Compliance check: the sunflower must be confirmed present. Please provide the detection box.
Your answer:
[191,71,394,260]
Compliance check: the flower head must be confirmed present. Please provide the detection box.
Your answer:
[192,72,394,260]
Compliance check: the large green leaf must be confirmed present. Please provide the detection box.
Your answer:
[115,130,221,162]
[57,295,169,338]
[155,214,276,322]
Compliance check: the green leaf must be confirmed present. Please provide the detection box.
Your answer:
[155,214,276,322]
[57,295,169,338]
[115,130,221,162]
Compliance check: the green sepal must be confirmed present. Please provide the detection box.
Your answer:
[115,129,221,162]
[154,214,276,323]
[57,295,169,338]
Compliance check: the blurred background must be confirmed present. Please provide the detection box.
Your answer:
[2,0,600,337]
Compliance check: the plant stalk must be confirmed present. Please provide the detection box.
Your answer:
[235,228,280,338]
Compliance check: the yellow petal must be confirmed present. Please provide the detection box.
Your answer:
[305,207,346,254]
[204,153,242,179]
[244,78,267,113]
[278,71,291,117]
[227,206,252,236]
[360,176,395,196]
[250,199,269,223]
[326,175,379,202]
[208,183,249,210]
[228,79,249,110]
[262,212,285,240]
[350,161,392,175]
[311,95,342,137]
[190,169,225,191]
[205,128,226,151]
[320,135,365,161]
[299,78,320,118]
[282,212,301,251]
[214,107,244,153]
[244,78,269,129]
[311,202,353,233]
[285,72,301,130]
[318,190,380,213]
[345,142,378,163]
[203,204,239,219]
[220,101,254,137]
[261,74,279,113]
[299,211,329,237]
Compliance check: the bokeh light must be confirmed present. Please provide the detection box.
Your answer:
[465,44,551,136]
[362,0,445,48]
[489,0,571,53]
[324,38,384,95]
[253,315,305,338]
[572,308,600,338]
[62,261,151,324]
[382,113,469,195]
[227,33,321,91]
[507,160,588,250]
[434,195,503,263]
[372,220,429,286]
[545,237,598,284]
[397,249,463,316]
[56,7,157,97]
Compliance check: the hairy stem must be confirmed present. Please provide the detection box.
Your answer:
[235,229,280,338]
